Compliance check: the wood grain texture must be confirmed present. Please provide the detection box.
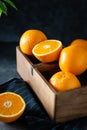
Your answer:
[16,46,56,119]
[55,86,87,122]
[33,62,59,72]
[16,46,87,122]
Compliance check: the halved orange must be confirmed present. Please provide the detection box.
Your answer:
[32,40,62,63]
[0,92,26,122]
[49,71,81,92]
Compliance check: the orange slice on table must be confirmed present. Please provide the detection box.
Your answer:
[32,40,62,63]
[0,92,26,122]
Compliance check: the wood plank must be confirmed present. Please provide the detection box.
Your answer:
[16,46,57,119]
[55,86,87,122]
[33,62,59,72]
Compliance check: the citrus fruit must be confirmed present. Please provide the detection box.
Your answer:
[49,71,81,92]
[32,40,62,63]
[59,45,87,75]
[19,29,47,55]
[70,39,87,51]
[0,92,26,122]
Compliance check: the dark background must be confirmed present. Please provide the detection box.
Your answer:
[0,0,87,83]
[0,0,87,45]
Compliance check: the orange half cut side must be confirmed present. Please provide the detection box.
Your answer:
[0,92,26,122]
[32,40,62,63]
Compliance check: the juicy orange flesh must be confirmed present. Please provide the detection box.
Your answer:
[0,94,24,115]
[34,40,59,54]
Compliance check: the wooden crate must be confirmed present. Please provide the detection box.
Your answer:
[16,46,87,122]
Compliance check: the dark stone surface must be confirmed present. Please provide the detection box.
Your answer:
[0,42,20,84]
[0,121,28,130]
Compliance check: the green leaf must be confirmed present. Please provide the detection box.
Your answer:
[0,1,7,15]
[0,8,3,16]
[4,0,17,10]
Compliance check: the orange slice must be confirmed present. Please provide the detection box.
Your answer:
[0,92,26,122]
[32,40,62,63]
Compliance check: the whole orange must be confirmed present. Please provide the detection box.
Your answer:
[59,45,87,75]
[70,39,87,51]
[49,71,81,92]
[19,29,47,55]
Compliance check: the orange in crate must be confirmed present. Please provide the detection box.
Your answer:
[49,71,81,92]
[32,40,62,63]
[59,45,87,75]
[20,29,47,55]
[70,39,87,51]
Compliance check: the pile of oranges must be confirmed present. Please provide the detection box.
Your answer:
[19,29,87,92]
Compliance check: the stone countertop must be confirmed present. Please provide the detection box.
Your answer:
[0,42,20,84]
[0,122,28,130]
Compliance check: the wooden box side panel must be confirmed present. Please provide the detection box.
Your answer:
[16,47,32,81]
[16,46,56,119]
[30,68,56,119]
[55,87,87,122]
